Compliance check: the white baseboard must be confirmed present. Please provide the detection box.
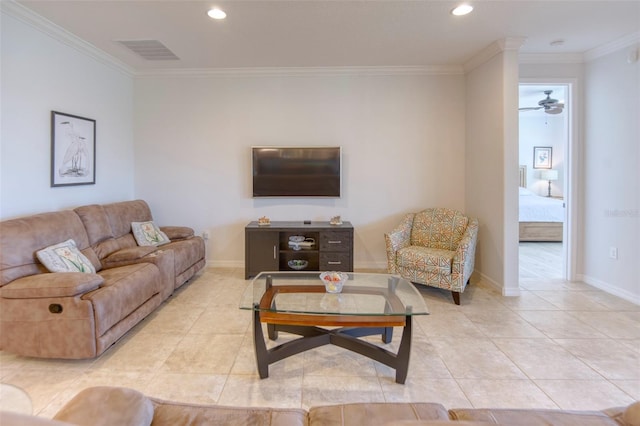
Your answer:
[577,274,640,306]
[207,260,244,268]
[474,271,521,296]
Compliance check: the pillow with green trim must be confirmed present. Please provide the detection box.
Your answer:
[36,239,96,274]
[131,221,170,246]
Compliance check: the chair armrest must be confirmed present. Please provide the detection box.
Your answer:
[452,218,479,281]
[159,226,194,240]
[0,273,103,299]
[384,213,415,273]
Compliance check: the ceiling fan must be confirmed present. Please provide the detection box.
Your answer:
[519,90,564,114]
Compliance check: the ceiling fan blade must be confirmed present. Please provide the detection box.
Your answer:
[519,106,543,111]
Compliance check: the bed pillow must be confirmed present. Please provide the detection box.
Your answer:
[131,221,170,246]
[36,239,97,274]
[519,187,535,196]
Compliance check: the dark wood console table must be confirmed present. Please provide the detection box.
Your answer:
[245,221,354,279]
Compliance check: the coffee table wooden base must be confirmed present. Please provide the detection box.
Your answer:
[252,306,413,384]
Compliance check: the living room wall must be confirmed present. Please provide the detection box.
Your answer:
[582,44,639,303]
[0,9,135,219]
[133,70,466,269]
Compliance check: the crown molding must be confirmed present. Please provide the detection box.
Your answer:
[133,65,465,78]
[584,32,640,62]
[1,0,134,77]
[519,53,585,64]
[464,37,526,72]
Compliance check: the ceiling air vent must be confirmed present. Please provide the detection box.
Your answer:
[117,40,179,61]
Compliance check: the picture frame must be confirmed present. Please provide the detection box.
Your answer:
[51,111,96,187]
[533,146,552,169]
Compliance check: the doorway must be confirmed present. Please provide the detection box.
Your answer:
[518,82,574,283]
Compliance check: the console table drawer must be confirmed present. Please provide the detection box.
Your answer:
[320,253,351,271]
[320,231,352,252]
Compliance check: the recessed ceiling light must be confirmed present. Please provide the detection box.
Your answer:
[451,4,473,16]
[207,8,226,20]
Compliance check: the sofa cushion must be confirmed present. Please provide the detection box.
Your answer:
[37,239,96,274]
[132,221,170,247]
[411,209,468,251]
[396,246,454,275]
[309,403,450,425]
[449,408,621,425]
[0,272,103,299]
[103,200,154,238]
[54,386,153,426]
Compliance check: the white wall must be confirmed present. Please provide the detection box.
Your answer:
[0,9,135,219]
[464,42,521,295]
[582,45,640,302]
[134,71,466,268]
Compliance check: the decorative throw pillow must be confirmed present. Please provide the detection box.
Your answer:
[36,239,96,274]
[131,221,170,246]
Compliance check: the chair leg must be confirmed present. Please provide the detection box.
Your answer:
[451,291,461,305]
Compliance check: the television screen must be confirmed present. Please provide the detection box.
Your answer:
[252,146,341,197]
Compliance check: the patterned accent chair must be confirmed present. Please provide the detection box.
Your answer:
[385,208,478,305]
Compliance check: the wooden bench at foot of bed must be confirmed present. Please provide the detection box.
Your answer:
[519,222,563,242]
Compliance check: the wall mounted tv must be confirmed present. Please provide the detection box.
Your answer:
[252,146,342,197]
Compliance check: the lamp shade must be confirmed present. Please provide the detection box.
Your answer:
[540,169,558,181]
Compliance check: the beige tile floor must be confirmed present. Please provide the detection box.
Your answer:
[1,253,639,418]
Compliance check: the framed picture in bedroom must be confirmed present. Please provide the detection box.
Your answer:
[51,111,96,187]
[533,146,552,169]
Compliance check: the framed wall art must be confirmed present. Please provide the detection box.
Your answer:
[533,146,552,169]
[51,111,96,187]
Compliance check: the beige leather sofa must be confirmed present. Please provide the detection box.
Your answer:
[0,200,205,359]
[0,386,637,426]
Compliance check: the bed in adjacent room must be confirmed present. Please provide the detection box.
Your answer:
[519,165,564,242]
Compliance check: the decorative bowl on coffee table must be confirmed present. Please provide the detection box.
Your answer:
[319,271,348,293]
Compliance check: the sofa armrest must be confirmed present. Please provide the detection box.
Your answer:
[0,273,103,299]
[53,386,154,426]
[102,246,158,267]
[160,226,195,240]
[384,213,415,273]
[452,217,479,282]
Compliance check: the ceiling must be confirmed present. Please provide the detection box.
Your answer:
[14,1,640,73]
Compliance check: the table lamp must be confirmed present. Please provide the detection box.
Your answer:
[540,169,558,197]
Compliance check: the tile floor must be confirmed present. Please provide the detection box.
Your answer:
[1,257,639,419]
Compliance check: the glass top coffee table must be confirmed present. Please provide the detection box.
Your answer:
[240,271,429,384]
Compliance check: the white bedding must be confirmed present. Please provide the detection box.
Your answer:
[519,187,565,222]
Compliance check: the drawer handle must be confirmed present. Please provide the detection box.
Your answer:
[328,261,342,265]
[328,240,342,244]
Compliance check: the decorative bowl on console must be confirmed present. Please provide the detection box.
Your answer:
[319,271,348,293]
[289,235,305,242]
[288,259,308,270]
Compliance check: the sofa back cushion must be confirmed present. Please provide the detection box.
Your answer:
[103,200,154,239]
[0,211,98,286]
[75,200,154,261]
[411,208,469,251]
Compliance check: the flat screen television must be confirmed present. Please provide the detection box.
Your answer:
[252,146,342,197]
